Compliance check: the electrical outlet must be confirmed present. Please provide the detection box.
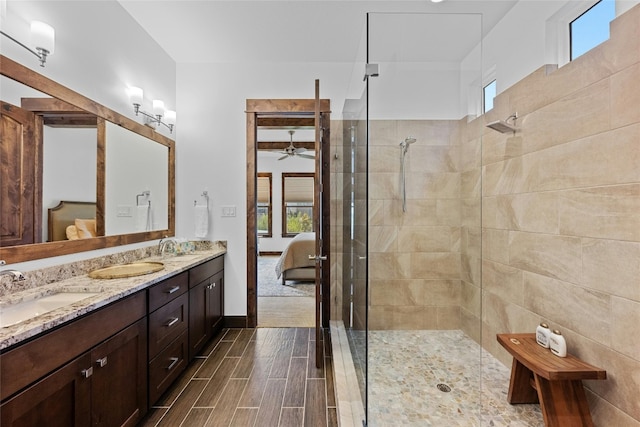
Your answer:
[221,206,236,217]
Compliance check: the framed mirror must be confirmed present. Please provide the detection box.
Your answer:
[0,55,175,264]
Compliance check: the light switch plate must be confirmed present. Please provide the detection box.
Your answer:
[221,206,236,217]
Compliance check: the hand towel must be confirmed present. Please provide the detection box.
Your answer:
[135,205,150,231]
[194,205,209,238]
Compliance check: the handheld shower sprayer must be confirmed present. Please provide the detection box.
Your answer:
[400,137,416,213]
[399,137,416,154]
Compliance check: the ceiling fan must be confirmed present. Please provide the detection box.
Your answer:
[278,130,314,160]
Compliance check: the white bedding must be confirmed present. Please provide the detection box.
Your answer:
[275,232,316,279]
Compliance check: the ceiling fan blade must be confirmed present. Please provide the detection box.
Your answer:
[278,154,289,160]
[298,153,315,159]
[295,147,306,154]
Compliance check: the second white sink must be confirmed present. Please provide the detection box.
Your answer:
[0,292,100,328]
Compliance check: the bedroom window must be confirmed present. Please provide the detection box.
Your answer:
[282,173,314,237]
[257,173,272,237]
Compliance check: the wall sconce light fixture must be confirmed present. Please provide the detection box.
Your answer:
[128,86,176,133]
[0,21,55,67]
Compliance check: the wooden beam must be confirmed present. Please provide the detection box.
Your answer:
[256,117,315,128]
[257,141,314,150]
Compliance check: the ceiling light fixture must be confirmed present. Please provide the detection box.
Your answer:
[431,0,444,3]
[0,20,55,67]
[128,86,176,133]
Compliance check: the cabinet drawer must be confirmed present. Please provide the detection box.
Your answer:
[189,256,223,288]
[148,331,188,405]
[148,271,188,313]
[148,293,188,359]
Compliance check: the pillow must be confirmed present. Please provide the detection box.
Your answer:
[66,225,79,240]
[74,218,97,239]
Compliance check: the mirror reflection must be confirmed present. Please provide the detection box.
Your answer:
[0,55,175,264]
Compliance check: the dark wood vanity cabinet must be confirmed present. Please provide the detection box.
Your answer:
[0,254,226,424]
[188,255,224,360]
[147,271,190,404]
[0,293,147,427]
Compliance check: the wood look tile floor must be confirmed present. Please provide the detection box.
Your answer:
[140,328,337,427]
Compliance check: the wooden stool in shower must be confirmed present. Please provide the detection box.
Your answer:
[497,333,606,427]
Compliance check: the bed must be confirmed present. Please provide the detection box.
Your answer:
[47,200,97,241]
[275,232,316,285]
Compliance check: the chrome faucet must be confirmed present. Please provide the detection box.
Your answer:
[158,238,177,256]
[0,269,26,281]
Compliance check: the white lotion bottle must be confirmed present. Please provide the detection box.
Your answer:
[549,330,567,357]
[536,323,551,348]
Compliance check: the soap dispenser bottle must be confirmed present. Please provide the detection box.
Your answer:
[549,330,567,357]
[536,323,551,348]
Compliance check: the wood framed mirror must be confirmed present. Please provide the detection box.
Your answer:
[0,55,175,264]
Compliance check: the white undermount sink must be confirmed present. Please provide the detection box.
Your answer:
[0,292,100,328]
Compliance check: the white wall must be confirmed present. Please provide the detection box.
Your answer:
[175,61,352,316]
[42,127,97,240]
[1,0,175,137]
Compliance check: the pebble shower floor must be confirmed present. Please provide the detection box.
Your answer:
[349,330,545,426]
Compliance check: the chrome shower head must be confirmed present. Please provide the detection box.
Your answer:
[486,113,518,134]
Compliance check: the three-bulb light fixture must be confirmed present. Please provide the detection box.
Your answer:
[128,87,176,133]
[0,20,55,67]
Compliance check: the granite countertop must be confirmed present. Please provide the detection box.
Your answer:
[0,248,226,351]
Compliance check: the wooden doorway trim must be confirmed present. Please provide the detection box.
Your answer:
[245,98,331,328]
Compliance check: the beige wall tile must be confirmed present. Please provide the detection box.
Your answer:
[559,184,640,241]
[496,192,559,234]
[482,260,523,306]
[509,231,582,283]
[369,120,397,146]
[369,225,398,253]
[523,272,610,345]
[582,238,640,302]
[608,4,640,72]
[461,169,481,198]
[460,280,481,318]
[437,306,461,329]
[587,389,640,427]
[482,229,509,264]
[610,297,640,360]
[524,124,640,192]
[406,172,460,200]
[409,252,460,279]
[572,333,640,422]
[397,226,452,252]
[611,62,640,129]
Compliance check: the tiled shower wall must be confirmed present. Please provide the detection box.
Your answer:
[328,5,639,425]
[479,5,640,426]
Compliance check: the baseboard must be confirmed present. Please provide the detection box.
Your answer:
[224,316,248,328]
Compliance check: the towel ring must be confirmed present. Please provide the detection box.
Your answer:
[194,190,209,207]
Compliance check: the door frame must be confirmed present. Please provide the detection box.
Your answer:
[245,98,331,328]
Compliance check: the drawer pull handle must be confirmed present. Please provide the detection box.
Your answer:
[96,357,108,368]
[166,317,179,327]
[166,286,180,294]
[81,367,93,378]
[207,282,216,290]
[166,357,179,371]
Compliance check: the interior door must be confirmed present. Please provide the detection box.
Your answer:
[0,101,41,246]
[312,80,325,368]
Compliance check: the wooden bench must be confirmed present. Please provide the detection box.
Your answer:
[497,333,606,427]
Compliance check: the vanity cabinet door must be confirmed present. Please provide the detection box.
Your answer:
[90,317,147,427]
[188,269,224,360]
[0,352,92,427]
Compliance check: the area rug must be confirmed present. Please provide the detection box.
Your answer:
[258,256,315,297]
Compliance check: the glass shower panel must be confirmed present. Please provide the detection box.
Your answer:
[366,12,483,425]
